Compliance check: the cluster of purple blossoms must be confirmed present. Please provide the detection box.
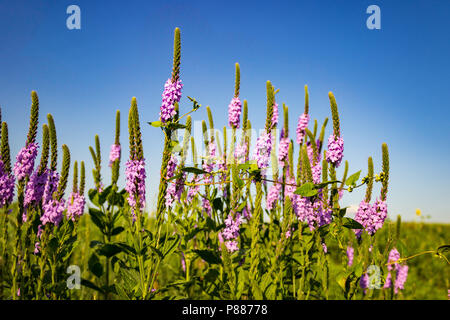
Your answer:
[354,198,388,237]
[347,246,354,266]
[326,134,344,168]
[228,97,242,128]
[271,102,279,128]
[66,192,86,221]
[219,213,243,253]
[41,198,65,226]
[34,242,41,255]
[166,174,185,208]
[253,131,272,170]
[24,169,48,207]
[202,197,212,217]
[284,174,297,200]
[296,113,310,145]
[166,154,178,179]
[13,142,38,181]
[109,144,121,167]
[186,175,201,204]
[42,170,59,204]
[234,143,247,164]
[294,193,331,231]
[278,129,290,167]
[266,182,282,210]
[0,160,15,208]
[202,142,216,184]
[160,78,183,123]
[384,248,408,294]
[125,159,146,216]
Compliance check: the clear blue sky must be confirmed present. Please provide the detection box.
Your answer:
[0,0,449,222]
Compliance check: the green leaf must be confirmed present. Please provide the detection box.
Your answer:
[90,240,103,248]
[193,249,222,265]
[114,283,130,300]
[162,235,180,259]
[88,189,99,206]
[182,167,208,175]
[148,121,163,127]
[89,208,105,232]
[111,226,125,236]
[97,244,123,258]
[294,183,318,197]
[313,180,340,189]
[81,278,105,294]
[342,217,364,229]
[345,170,361,186]
[88,254,103,278]
[212,198,223,212]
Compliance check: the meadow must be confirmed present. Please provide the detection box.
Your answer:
[0,28,448,300]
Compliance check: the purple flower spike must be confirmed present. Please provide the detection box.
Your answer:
[253,131,272,170]
[296,113,310,144]
[66,192,86,221]
[271,102,279,128]
[326,134,344,168]
[160,78,183,123]
[109,144,121,167]
[24,169,48,207]
[41,199,65,226]
[125,159,146,215]
[14,142,38,181]
[0,161,15,208]
[228,97,242,128]
[347,246,354,266]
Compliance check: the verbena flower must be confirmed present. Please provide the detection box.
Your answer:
[160,78,183,123]
[234,143,247,164]
[326,134,344,168]
[42,170,59,204]
[266,182,282,210]
[108,144,121,167]
[125,159,146,216]
[34,242,41,255]
[41,198,65,226]
[166,173,185,208]
[24,169,48,207]
[278,129,290,167]
[253,131,272,170]
[202,197,211,217]
[0,160,15,207]
[347,246,354,266]
[228,97,242,128]
[220,213,243,253]
[186,175,200,204]
[202,141,216,183]
[271,102,279,128]
[296,113,309,144]
[354,199,388,237]
[66,192,86,221]
[384,248,408,294]
[14,142,38,181]
[166,154,178,179]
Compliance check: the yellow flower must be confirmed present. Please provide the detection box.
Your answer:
[416,209,421,216]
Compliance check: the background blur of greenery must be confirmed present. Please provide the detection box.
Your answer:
[3,204,448,300]
[67,211,448,300]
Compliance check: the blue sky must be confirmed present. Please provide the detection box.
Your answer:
[0,0,449,222]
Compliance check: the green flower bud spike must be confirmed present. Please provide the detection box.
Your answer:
[328,92,341,138]
[381,143,389,201]
[265,81,274,132]
[1,122,11,173]
[364,157,374,203]
[47,114,58,171]
[72,161,78,193]
[56,144,71,201]
[128,104,136,160]
[234,63,240,98]
[171,27,181,83]
[38,124,50,175]
[132,97,143,161]
[27,91,39,146]
[80,161,85,195]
